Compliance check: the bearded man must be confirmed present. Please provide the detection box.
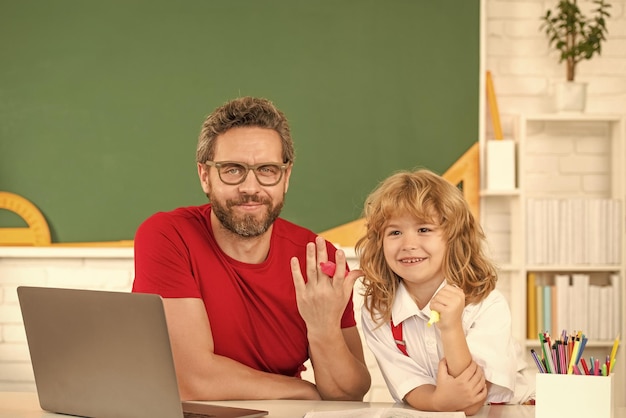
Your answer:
[132,97,370,402]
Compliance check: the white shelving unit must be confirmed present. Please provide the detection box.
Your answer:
[480,113,625,406]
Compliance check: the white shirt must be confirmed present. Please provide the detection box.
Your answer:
[361,281,533,404]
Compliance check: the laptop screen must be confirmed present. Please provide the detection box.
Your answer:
[18,286,267,418]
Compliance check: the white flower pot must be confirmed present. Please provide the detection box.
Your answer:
[554,81,587,112]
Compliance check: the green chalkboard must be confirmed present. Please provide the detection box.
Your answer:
[0,0,479,243]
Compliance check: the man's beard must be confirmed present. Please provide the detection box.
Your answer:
[208,192,284,238]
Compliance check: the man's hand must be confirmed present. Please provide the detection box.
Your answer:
[290,236,362,334]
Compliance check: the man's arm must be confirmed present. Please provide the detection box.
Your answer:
[307,326,371,400]
[163,298,321,401]
[291,237,371,401]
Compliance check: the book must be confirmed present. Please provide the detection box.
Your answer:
[536,283,544,333]
[571,199,584,265]
[599,284,611,340]
[554,274,570,334]
[571,273,590,332]
[526,199,536,265]
[551,284,558,336]
[610,273,621,337]
[588,284,601,340]
[543,285,552,333]
[558,199,571,264]
[548,199,559,264]
[527,272,537,339]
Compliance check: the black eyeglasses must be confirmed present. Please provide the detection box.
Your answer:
[205,161,288,186]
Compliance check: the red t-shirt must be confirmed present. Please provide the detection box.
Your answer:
[132,204,356,377]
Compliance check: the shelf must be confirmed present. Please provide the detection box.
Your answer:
[0,246,134,259]
[481,111,625,401]
[495,264,521,272]
[480,189,520,197]
[525,265,622,272]
[523,113,624,122]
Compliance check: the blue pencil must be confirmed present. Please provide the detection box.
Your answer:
[531,349,546,373]
[575,335,588,365]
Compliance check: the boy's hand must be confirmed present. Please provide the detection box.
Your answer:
[433,359,487,411]
[430,284,465,331]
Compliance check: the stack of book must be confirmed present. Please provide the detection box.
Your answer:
[526,272,621,341]
[526,198,622,265]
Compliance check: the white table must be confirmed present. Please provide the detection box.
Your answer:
[1,391,624,418]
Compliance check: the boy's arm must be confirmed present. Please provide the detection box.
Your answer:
[431,285,472,376]
[404,359,487,415]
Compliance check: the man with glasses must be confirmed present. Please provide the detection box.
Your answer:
[132,97,371,402]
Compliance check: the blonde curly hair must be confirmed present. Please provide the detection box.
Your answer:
[356,169,497,324]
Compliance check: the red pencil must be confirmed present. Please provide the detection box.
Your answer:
[580,357,591,375]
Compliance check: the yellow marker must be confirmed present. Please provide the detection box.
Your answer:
[427,310,440,327]
[609,334,620,374]
[567,330,582,374]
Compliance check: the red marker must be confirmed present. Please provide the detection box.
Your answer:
[320,261,336,276]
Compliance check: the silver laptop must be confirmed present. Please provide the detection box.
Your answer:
[17,286,267,418]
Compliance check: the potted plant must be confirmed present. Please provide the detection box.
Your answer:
[540,0,611,111]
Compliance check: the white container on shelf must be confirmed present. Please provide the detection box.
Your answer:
[486,138,516,190]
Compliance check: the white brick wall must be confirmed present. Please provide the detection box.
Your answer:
[0,249,134,392]
[486,0,626,138]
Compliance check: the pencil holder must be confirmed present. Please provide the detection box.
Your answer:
[535,373,614,418]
